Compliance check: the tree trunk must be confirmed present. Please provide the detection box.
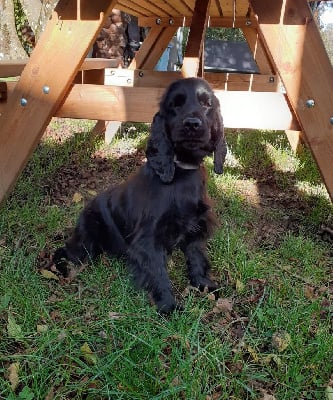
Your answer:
[19,0,42,36]
[0,0,27,60]
[19,0,59,41]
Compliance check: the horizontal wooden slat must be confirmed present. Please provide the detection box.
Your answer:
[49,84,299,130]
[103,69,279,91]
[115,0,250,17]
[0,58,121,78]
[0,60,28,78]
[138,16,256,27]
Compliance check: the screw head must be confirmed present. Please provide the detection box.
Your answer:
[20,98,28,107]
[42,85,50,94]
[156,18,161,25]
[139,71,144,77]
[306,99,315,108]
[269,76,275,83]
[169,18,174,25]
[330,117,333,125]
[245,20,252,26]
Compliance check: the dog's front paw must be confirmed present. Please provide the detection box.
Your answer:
[155,295,183,315]
[52,247,70,277]
[191,276,218,293]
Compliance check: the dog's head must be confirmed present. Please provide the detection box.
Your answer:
[146,78,227,183]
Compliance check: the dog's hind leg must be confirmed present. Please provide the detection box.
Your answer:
[53,225,101,276]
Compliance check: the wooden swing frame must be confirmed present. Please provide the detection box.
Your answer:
[0,0,332,202]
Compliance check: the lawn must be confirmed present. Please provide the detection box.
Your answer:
[0,119,332,400]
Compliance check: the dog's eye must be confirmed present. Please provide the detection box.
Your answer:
[199,95,212,108]
[170,94,186,108]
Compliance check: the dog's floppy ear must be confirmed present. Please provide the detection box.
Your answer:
[211,98,227,174]
[146,113,175,183]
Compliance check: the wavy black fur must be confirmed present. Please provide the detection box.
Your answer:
[53,77,227,313]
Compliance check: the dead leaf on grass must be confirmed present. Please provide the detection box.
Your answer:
[37,324,48,333]
[7,314,23,340]
[271,331,291,352]
[45,387,54,400]
[8,362,20,391]
[236,279,245,293]
[259,389,277,400]
[213,297,233,314]
[80,342,97,365]
[40,269,59,281]
[72,192,83,203]
[304,284,316,300]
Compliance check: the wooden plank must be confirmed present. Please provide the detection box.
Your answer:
[0,58,121,79]
[0,2,117,203]
[53,84,299,130]
[182,0,211,77]
[0,60,28,78]
[242,26,274,74]
[250,0,333,201]
[138,16,257,27]
[117,0,170,17]
[1,71,281,94]
[129,25,177,70]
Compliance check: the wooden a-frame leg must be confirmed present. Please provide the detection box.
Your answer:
[0,1,117,203]
[250,0,333,201]
[182,0,211,77]
[129,25,177,70]
[243,24,304,153]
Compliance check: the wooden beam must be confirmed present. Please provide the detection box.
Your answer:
[250,0,333,201]
[0,0,118,204]
[138,16,257,28]
[182,0,211,77]
[0,58,120,78]
[49,84,299,130]
[129,25,177,70]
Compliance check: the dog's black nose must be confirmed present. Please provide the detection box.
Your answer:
[183,117,202,130]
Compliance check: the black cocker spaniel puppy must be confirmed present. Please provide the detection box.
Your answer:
[53,77,227,313]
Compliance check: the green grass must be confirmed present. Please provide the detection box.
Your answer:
[0,122,332,399]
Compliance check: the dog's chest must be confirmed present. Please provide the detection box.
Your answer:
[154,179,210,248]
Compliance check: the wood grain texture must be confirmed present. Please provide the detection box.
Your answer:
[250,0,333,200]
[0,2,117,203]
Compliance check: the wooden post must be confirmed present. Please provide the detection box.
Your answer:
[0,0,117,203]
[182,0,211,77]
[250,0,333,200]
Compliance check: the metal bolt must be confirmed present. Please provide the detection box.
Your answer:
[330,117,333,125]
[139,71,144,77]
[42,85,50,94]
[169,18,174,25]
[110,70,115,76]
[20,98,28,107]
[245,19,252,26]
[269,76,275,83]
[127,78,132,84]
[156,18,161,25]
[306,99,315,108]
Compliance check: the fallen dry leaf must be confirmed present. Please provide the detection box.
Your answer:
[37,324,48,333]
[271,331,291,352]
[7,314,23,340]
[40,269,59,281]
[259,389,277,400]
[213,297,233,314]
[72,192,83,203]
[80,342,97,365]
[8,362,20,391]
